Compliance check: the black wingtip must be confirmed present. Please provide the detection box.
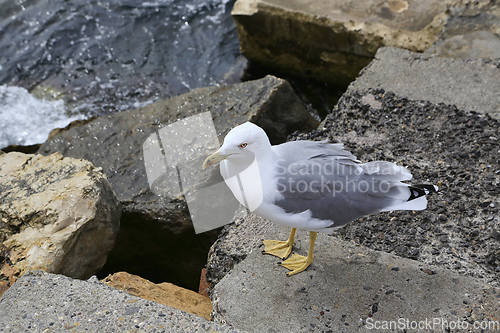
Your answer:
[412,184,440,193]
[408,184,439,201]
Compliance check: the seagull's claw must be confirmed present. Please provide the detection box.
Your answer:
[262,239,293,260]
[280,253,313,276]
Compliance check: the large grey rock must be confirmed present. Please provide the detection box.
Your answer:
[232,0,457,85]
[37,75,318,233]
[0,152,121,297]
[348,47,500,118]
[0,270,244,333]
[316,89,500,282]
[210,215,500,332]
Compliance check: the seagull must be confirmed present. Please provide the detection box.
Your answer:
[203,122,438,276]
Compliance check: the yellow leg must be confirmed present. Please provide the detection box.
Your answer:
[280,231,317,276]
[262,228,296,260]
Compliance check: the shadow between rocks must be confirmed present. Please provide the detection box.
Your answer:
[97,212,221,291]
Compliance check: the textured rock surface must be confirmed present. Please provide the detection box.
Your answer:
[210,215,500,331]
[198,268,210,297]
[206,206,262,287]
[232,0,457,85]
[102,271,212,320]
[313,89,499,282]
[348,47,500,118]
[0,270,243,333]
[0,152,121,297]
[38,75,318,233]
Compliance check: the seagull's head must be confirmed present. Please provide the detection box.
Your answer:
[202,122,271,168]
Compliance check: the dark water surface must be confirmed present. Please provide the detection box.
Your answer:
[0,0,243,116]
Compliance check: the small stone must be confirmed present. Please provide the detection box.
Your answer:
[480,201,492,208]
[124,307,140,315]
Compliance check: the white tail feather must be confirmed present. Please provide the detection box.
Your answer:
[381,195,428,212]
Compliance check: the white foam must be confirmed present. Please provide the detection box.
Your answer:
[0,85,85,148]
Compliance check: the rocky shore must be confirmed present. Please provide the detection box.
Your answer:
[1,0,499,332]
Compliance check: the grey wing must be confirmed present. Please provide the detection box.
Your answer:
[274,140,360,164]
[273,151,414,227]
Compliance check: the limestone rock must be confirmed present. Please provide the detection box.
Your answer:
[0,152,121,297]
[102,272,212,320]
[232,0,455,85]
[37,75,318,234]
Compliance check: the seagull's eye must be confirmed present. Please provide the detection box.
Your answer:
[238,143,248,149]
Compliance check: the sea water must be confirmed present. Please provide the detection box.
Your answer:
[0,0,242,148]
[0,85,84,148]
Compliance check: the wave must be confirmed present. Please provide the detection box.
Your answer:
[0,85,85,148]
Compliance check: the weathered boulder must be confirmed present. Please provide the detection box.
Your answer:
[232,0,456,85]
[37,76,318,288]
[103,271,212,320]
[347,47,500,118]
[0,152,121,297]
[0,270,243,332]
[37,75,318,233]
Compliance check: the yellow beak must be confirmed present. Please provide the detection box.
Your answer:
[202,148,230,168]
